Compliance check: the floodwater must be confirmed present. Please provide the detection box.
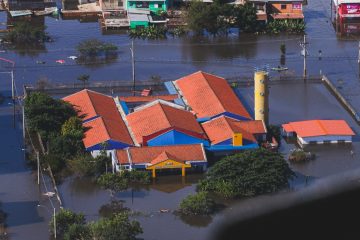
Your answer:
[2,0,360,239]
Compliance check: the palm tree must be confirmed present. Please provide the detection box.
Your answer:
[77,74,90,88]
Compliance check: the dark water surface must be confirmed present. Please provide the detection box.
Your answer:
[2,0,360,239]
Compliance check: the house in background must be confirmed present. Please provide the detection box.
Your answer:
[63,89,134,156]
[169,71,252,122]
[126,100,208,146]
[99,0,130,29]
[333,0,360,19]
[282,120,355,147]
[248,0,268,22]
[112,144,207,177]
[267,0,304,20]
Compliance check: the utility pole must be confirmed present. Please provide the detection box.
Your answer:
[11,70,15,128]
[130,40,135,96]
[300,35,308,80]
[358,42,360,78]
[37,151,40,185]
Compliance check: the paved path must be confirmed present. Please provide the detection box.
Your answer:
[0,95,51,240]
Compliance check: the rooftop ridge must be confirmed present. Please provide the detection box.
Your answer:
[114,97,138,146]
[316,120,328,135]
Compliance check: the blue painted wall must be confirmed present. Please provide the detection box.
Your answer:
[216,138,256,146]
[206,143,259,152]
[86,140,131,151]
[147,130,209,146]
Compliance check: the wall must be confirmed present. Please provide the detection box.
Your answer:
[270,2,303,14]
[147,129,209,146]
[127,0,167,13]
[130,20,149,29]
[300,135,353,144]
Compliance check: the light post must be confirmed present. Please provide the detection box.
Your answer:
[130,40,135,96]
[37,204,56,239]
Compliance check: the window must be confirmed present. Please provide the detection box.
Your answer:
[154,3,158,8]
[158,3,162,8]
[281,4,286,10]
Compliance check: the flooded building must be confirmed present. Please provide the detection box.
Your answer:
[267,0,304,20]
[282,120,355,147]
[63,89,135,155]
[333,0,360,19]
[125,100,208,146]
[112,144,207,177]
[202,116,266,152]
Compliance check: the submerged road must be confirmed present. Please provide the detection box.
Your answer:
[0,94,50,240]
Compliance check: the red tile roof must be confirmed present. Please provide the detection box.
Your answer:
[174,71,251,119]
[282,120,355,138]
[150,151,181,165]
[126,101,206,144]
[202,116,263,145]
[83,117,133,148]
[63,89,134,147]
[118,94,178,103]
[116,144,206,165]
[63,89,121,122]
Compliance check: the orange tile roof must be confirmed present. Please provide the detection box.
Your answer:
[116,144,206,165]
[174,71,251,119]
[150,151,181,165]
[83,117,133,148]
[63,89,121,122]
[126,101,206,144]
[118,94,178,103]
[64,89,134,147]
[282,120,355,138]
[202,116,258,145]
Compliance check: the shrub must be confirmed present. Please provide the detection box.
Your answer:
[289,149,314,163]
[76,39,118,57]
[198,148,294,198]
[50,209,86,237]
[122,170,151,184]
[97,173,128,192]
[4,22,48,44]
[179,192,216,215]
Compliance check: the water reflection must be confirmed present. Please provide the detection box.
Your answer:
[98,200,129,218]
[180,33,258,66]
[5,14,47,56]
[177,214,213,228]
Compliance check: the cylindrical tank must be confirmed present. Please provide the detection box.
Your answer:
[254,71,269,126]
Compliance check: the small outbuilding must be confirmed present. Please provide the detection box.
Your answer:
[282,120,355,147]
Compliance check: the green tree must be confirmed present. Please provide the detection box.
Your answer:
[63,224,91,240]
[90,213,142,240]
[50,209,86,238]
[186,0,207,35]
[179,191,216,215]
[235,3,258,33]
[77,39,118,57]
[198,148,294,198]
[97,173,128,192]
[77,74,90,89]
[61,116,84,140]
[4,22,47,44]
[24,92,76,140]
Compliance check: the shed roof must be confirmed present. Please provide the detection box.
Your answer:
[126,100,206,144]
[202,116,263,145]
[116,144,207,164]
[128,13,149,22]
[282,120,355,138]
[174,71,251,119]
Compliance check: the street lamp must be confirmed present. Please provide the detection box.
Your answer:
[37,204,56,239]
[130,40,135,96]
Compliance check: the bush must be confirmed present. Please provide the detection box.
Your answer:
[50,209,86,238]
[198,148,294,198]
[77,39,118,57]
[122,170,151,184]
[265,19,305,34]
[129,26,167,40]
[63,224,91,240]
[68,153,111,177]
[90,213,142,240]
[97,173,128,192]
[288,149,314,163]
[4,22,48,44]
[179,192,216,215]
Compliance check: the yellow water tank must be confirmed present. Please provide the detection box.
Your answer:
[254,71,269,126]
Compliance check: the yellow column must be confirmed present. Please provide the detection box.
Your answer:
[254,71,269,126]
[181,166,185,177]
[152,168,156,178]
